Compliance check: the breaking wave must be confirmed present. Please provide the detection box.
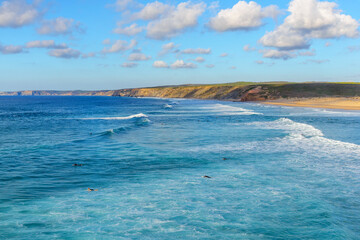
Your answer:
[80,113,148,120]
[201,104,262,115]
[162,104,173,109]
[247,118,323,137]
[189,118,360,159]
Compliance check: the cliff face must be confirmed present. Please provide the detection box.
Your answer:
[113,85,280,101]
[0,90,115,96]
[1,83,360,101]
[113,83,360,101]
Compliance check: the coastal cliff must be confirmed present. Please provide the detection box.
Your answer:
[1,82,360,101]
[0,90,115,96]
[113,83,360,101]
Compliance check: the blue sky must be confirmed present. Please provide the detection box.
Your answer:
[0,0,359,91]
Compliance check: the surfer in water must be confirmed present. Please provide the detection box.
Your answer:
[87,188,98,191]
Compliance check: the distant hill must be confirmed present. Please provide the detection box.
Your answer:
[112,82,360,101]
[1,82,360,101]
[0,90,115,96]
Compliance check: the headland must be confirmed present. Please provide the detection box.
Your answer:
[1,82,360,110]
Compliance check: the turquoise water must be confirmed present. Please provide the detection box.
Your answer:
[1,96,360,239]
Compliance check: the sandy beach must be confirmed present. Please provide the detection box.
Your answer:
[263,97,360,110]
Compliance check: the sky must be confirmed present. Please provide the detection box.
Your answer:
[0,0,360,91]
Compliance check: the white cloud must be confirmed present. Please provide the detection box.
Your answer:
[114,0,134,11]
[146,2,206,40]
[113,23,143,36]
[255,60,264,64]
[230,66,237,69]
[37,17,83,36]
[348,45,360,53]
[152,59,197,69]
[0,43,23,54]
[26,40,67,49]
[134,1,171,20]
[48,48,81,59]
[122,62,138,68]
[162,42,176,50]
[298,49,316,56]
[209,1,219,10]
[0,0,40,28]
[82,52,96,59]
[208,1,280,32]
[302,59,329,64]
[102,39,137,54]
[220,52,228,57]
[103,39,111,45]
[206,64,215,68]
[181,48,211,54]
[128,52,151,61]
[243,44,256,52]
[260,0,359,50]
[194,57,205,63]
[325,42,332,47]
[259,23,310,50]
[171,60,197,69]
[159,42,179,56]
[260,49,296,60]
[153,60,169,68]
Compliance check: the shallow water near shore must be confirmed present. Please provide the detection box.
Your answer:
[1,96,360,239]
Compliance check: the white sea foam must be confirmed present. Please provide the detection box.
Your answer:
[290,108,360,117]
[81,113,148,120]
[189,118,360,159]
[247,118,323,137]
[201,104,262,115]
[163,104,173,109]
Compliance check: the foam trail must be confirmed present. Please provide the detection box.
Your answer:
[163,104,173,109]
[99,127,127,136]
[290,108,360,117]
[246,118,323,137]
[190,118,360,159]
[201,104,262,115]
[81,113,148,120]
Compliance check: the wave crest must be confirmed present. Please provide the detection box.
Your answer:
[202,104,262,116]
[247,118,323,137]
[81,113,148,120]
[189,118,360,160]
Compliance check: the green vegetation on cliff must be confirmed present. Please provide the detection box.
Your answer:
[113,82,360,101]
[1,82,360,101]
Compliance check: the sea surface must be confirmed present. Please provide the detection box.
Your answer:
[1,96,360,240]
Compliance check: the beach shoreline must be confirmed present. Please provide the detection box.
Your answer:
[263,97,360,110]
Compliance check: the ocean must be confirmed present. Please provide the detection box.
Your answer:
[1,96,360,239]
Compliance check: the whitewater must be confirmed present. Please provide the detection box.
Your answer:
[1,96,360,239]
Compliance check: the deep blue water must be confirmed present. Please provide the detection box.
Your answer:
[1,96,360,239]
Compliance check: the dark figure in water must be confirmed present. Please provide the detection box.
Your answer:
[73,164,83,167]
[222,157,227,160]
[87,188,98,191]
[202,175,212,179]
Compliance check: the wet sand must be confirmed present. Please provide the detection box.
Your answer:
[263,97,360,110]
